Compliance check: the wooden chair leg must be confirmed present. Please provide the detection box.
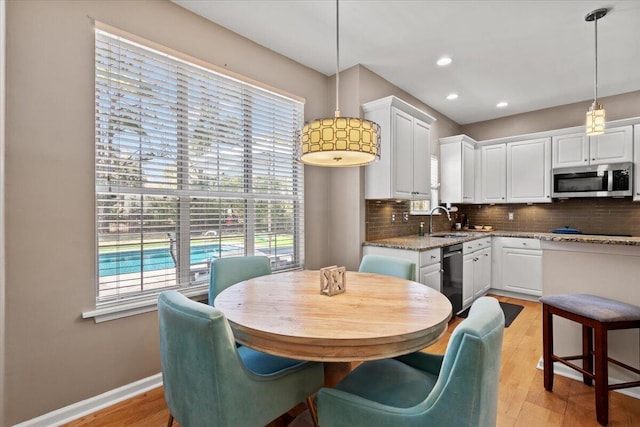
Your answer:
[306,395,319,427]
[167,413,174,427]
[583,324,593,386]
[542,304,554,391]
[594,324,608,426]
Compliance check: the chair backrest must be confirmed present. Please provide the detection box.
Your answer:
[423,296,505,426]
[209,255,271,305]
[159,290,247,426]
[358,254,415,280]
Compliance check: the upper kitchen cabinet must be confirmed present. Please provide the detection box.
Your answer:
[363,96,436,200]
[480,143,506,203]
[552,125,633,168]
[506,137,551,203]
[440,135,476,204]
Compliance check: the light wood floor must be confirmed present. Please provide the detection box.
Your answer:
[63,295,640,427]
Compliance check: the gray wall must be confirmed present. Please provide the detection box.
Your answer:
[4,0,330,424]
[0,0,6,423]
[461,90,640,140]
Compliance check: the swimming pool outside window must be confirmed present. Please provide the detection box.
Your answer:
[94,29,305,305]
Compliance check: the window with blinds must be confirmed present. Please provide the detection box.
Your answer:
[95,30,304,304]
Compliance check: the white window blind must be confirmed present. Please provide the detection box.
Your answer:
[95,30,304,304]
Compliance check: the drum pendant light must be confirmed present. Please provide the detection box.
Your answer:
[298,0,381,167]
[585,8,608,136]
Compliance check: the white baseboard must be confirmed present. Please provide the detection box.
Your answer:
[13,373,163,427]
[535,358,640,400]
[488,288,541,302]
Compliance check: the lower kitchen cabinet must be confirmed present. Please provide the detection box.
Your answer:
[492,237,542,296]
[462,237,492,309]
[362,246,441,290]
[420,263,443,292]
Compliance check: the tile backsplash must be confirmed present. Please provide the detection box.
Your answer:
[366,198,640,240]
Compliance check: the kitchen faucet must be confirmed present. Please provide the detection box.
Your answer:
[429,205,452,235]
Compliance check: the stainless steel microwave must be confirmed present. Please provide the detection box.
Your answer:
[552,162,632,198]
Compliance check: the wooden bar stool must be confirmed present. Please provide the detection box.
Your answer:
[540,294,640,426]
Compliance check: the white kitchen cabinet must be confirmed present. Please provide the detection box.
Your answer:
[420,263,442,292]
[552,132,589,168]
[462,237,492,309]
[475,248,492,298]
[362,245,441,290]
[506,137,551,203]
[440,134,476,204]
[462,253,475,309]
[552,126,633,168]
[634,124,640,202]
[363,96,436,200]
[492,237,542,296]
[480,144,506,203]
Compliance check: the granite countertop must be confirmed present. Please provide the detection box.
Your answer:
[363,231,640,251]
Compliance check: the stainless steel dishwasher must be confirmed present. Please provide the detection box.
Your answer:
[442,244,463,314]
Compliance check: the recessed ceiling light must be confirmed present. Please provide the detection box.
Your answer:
[437,57,452,66]
[446,93,459,100]
[496,101,509,108]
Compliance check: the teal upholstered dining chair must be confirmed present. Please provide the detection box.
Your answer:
[208,255,320,419]
[159,290,324,427]
[317,296,505,427]
[358,254,415,280]
[208,255,272,304]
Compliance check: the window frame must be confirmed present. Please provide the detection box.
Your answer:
[85,26,305,321]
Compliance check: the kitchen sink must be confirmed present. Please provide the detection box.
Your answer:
[430,233,470,238]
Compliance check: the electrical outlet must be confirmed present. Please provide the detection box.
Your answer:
[403,212,409,222]
[508,212,514,221]
[391,213,396,222]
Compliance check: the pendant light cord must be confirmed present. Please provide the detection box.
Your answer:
[335,0,340,116]
[594,15,598,103]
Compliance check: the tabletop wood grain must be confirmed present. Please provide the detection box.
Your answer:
[215,270,453,362]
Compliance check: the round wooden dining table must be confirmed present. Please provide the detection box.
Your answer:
[215,270,453,385]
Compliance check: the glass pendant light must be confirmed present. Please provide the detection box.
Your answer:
[585,8,608,136]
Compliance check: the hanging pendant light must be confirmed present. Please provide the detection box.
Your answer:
[585,8,608,136]
[298,0,381,167]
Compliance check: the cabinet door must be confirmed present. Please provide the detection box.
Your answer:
[420,263,442,292]
[462,142,475,202]
[412,119,431,197]
[507,138,551,203]
[590,125,633,165]
[481,144,506,203]
[552,133,588,168]
[462,253,475,309]
[393,108,414,198]
[502,247,542,296]
[474,248,491,298]
[634,125,640,202]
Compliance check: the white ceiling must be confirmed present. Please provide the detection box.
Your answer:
[172,0,640,125]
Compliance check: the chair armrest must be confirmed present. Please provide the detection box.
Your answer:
[394,352,444,376]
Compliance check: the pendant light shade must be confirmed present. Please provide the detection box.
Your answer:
[298,0,381,167]
[299,115,380,167]
[585,8,608,136]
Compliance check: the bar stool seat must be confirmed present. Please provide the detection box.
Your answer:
[540,294,640,426]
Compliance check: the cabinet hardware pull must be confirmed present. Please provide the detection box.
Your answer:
[431,255,436,259]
